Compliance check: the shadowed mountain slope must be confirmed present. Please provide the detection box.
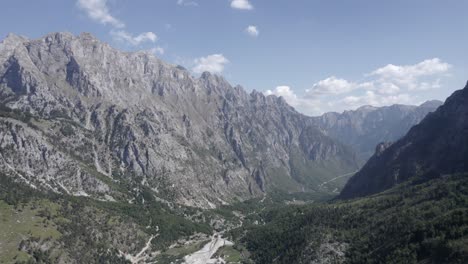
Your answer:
[340,81,468,199]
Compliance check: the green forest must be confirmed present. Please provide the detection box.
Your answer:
[1,170,467,263]
[237,173,468,264]
[0,173,212,263]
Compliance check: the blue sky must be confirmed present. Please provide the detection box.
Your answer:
[0,0,466,115]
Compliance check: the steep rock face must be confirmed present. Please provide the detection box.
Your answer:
[340,82,468,199]
[0,117,110,197]
[0,32,359,207]
[311,101,442,161]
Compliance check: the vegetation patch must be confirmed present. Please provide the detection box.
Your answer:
[240,174,468,264]
[0,200,61,263]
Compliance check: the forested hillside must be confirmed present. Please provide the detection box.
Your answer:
[239,173,468,264]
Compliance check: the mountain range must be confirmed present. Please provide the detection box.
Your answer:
[0,32,466,264]
[0,32,441,208]
[311,100,443,161]
[340,81,468,199]
[240,81,468,264]
[0,32,359,208]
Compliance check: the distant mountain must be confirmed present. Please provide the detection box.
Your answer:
[340,81,468,199]
[0,32,359,208]
[311,101,443,161]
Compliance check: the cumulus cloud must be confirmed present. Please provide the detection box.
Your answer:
[340,91,412,110]
[376,82,400,95]
[305,76,357,97]
[265,86,298,104]
[371,58,451,79]
[245,25,259,37]
[265,86,324,115]
[77,0,157,46]
[192,54,229,74]
[231,0,253,10]
[177,0,198,7]
[264,58,452,116]
[77,0,124,28]
[149,46,165,55]
[111,31,157,46]
[370,58,451,91]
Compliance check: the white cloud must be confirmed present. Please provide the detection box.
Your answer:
[305,76,357,97]
[77,0,158,47]
[245,25,259,37]
[265,86,324,115]
[265,86,298,105]
[192,54,229,74]
[77,0,124,28]
[377,82,400,95]
[372,58,450,79]
[264,58,452,116]
[340,91,412,110]
[231,0,253,10]
[177,0,198,7]
[418,79,442,91]
[370,58,451,91]
[111,31,157,46]
[149,46,165,55]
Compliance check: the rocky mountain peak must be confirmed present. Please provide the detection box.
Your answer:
[419,100,443,108]
[2,33,28,44]
[0,32,448,207]
[356,105,378,112]
[199,71,232,94]
[0,32,360,208]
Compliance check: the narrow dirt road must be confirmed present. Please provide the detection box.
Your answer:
[318,171,358,188]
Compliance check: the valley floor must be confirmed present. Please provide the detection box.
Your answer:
[1,172,467,263]
[183,233,233,264]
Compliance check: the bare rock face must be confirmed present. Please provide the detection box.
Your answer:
[374,142,392,157]
[340,81,468,199]
[0,32,359,207]
[0,118,110,196]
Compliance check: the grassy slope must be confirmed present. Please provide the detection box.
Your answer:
[288,147,359,193]
[0,173,213,263]
[2,165,466,264]
[0,200,61,263]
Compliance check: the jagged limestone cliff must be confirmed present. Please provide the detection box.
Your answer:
[0,32,359,207]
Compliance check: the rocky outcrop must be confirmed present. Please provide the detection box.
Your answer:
[374,142,392,157]
[339,81,468,199]
[0,32,359,207]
